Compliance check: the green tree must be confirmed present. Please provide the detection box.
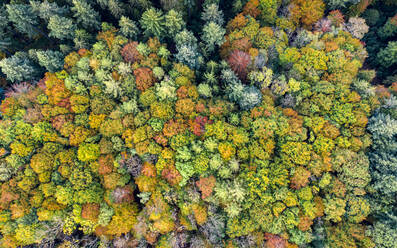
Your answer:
[164,9,185,37]
[201,3,224,26]
[30,0,68,21]
[0,52,40,82]
[34,50,64,73]
[201,22,225,53]
[48,15,77,40]
[119,16,139,40]
[6,4,40,38]
[0,6,12,54]
[377,41,397,69]
[107,0,125,18]
[140,7,165,38]
[71,0,101,30]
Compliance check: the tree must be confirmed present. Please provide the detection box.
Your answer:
[289,0,325,28]
[34,50,65,73]
[164,9,185,37]
[140,8,165,39]
[29,0,68,21]
[6,4,40,39]
[377,41,397,69]
[71,0,101,30]
[201,3,224,26]
[0,52,40,82]
[368,218,397,248]
[257,0,282,25]
[325,0,361,10]
[107,0,125,18]
[119,16,139,40]
[201,22,225,53]
[48,15,77,40]
[344,17,369,39]
[174,30,203,69]
[0,6,12,54]
[227,50,251,80]
[73,29,94,49]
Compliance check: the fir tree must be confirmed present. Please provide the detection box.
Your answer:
[119,16,139,40]
[0,52,41,82]
[140,7,165,38]
[34,50,65,72]
[6,4,40,39]
[107,0,125,18]
[201,22,225,53]
[30,0,68,21]
[0,6,11,54]
[48,15,77,40]
[71,0,101,30]
[164,9,185,37]
[74,29,94,49]
[201,3,224,26]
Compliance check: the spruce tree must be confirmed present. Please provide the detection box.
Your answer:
[164,9,185,37]
[201,22,225,53]
[119,16,139,40]
[0,6,11,54]
[6,4,40,39]
[48,15,77,40]
[140,7,165,38]
[0,52,40,82]
[107,0,125,18]
[30,0,68,21]
[71,0,101,30]
[34,50,65,72]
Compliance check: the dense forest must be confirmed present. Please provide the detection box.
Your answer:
[0,0,396,247]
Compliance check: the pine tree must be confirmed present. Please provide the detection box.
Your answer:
[325,0,360,10]
[367,94,397,248]
[74,29,94,49]
[0,6,12,54]
[174,29,203,69]
[377,41,397,69]
[107,0,125,18]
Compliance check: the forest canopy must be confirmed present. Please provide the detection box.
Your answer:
[0,0,396,247]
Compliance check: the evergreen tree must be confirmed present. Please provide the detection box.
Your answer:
[377,41,397,69]
[0,52,40,82]
[119,16,139,40]
[34,50,65,72]
[74,29,93,49]
[0,6,11,54]
[140,7,165,38]
[48,15,77,40]
[174,29,203,69]
[325,0,360,10]
[367,93,397,248]
[201,22,225,53]
[71,0,101,30]
[30,0,68,21]
[6,4,40,39]
[107,0,125,18]
[164,9,185,37]
[201,3,224,26]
